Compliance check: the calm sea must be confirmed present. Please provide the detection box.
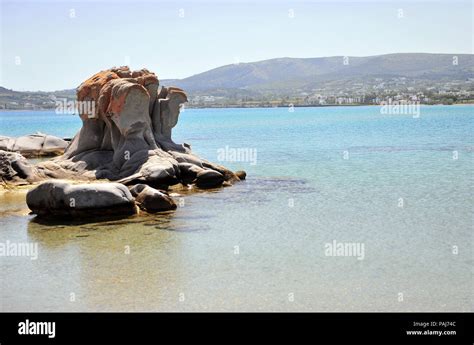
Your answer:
[0,105,472,311]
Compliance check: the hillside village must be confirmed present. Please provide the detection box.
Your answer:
[2,53,473,110]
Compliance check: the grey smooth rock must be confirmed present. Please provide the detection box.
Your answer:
[0,133,68,157]
[26,180,136,217]
[196,169,224,189]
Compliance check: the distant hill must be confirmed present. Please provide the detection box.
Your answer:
[0,87,76,110]
[1,53,473,109]
[162,53,474,95]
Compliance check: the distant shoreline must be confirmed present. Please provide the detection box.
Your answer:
[184,102,474,109]
[1,102,473,112]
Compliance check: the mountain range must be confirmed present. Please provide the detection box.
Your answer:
[1,53,473,108]
[162,53,473,95]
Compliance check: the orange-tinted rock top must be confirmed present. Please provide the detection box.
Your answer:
[76,66,159,118]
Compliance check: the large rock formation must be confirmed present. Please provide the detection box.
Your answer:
[1,67,244,217]
[28,66,240,188]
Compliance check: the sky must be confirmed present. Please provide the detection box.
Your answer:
[0,0,472,91]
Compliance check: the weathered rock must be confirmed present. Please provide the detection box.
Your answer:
[7,67,243,199]
[128,183,148,197]
[26,180,136,217]
[0,150,40,185]
[196,169,224,189]
[235,170,247,180]
[152,86,188,145]
[0,133,68,157]
[133,185,176,212]
[178,162,204,185]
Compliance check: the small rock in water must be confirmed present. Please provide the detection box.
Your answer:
[195,169,224,189]
[26,180,136,218]
[235,170,247,180]
[134,185,177,212]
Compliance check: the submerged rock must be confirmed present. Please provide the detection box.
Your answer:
[0,133,68,157]
[26,180,136,217]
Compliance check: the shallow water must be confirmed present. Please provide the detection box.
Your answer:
[0,105,472,311]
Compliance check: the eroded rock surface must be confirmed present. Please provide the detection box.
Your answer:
[26,180,136,217]
[0,67,245,217]
[0,150,41,185]
[0,133,68,157]
[130,184,176,212]
[1,66,245,217]
[28,66,241,187]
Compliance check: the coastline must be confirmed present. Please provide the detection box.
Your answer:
[184,102,474,109]
[1,102,473,112]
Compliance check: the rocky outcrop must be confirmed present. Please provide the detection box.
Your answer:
[0,66,246,217]
[195,169,224,189]
[0,133,69,157]
[26,180,136,217]
[129,184,176,212]
[28,66,241,189]
[0,150,41,185]
[235,171,246,180]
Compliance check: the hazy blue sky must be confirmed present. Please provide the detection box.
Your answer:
[1,0,472,90]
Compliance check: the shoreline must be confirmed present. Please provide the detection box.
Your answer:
[1,102,473,112]
[185,102,474,109]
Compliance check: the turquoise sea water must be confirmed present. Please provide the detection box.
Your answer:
[0,105,472,311]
